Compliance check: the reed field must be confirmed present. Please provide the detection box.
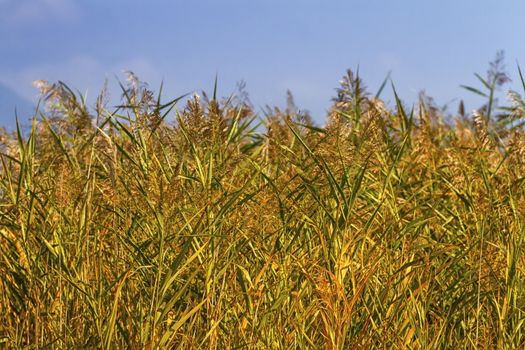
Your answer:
[1,59,525,348]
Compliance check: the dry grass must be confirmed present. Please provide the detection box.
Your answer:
[1,61,525,349]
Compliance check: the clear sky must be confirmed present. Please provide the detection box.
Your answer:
[1,0,524,128]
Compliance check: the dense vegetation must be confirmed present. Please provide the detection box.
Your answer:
[1,59,525,348]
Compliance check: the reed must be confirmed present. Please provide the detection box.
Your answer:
[1,58,525,349]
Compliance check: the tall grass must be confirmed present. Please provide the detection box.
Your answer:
[1,62,525,349]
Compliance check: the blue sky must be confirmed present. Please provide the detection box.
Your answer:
[0,0,524,128]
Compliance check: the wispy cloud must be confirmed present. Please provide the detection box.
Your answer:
[0,55,162,105]
[0,0,80,27]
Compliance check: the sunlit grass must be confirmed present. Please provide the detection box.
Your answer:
[1,60,525,348]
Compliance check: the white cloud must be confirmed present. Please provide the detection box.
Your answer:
[0,55,162,105]
[0,0,80,27]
